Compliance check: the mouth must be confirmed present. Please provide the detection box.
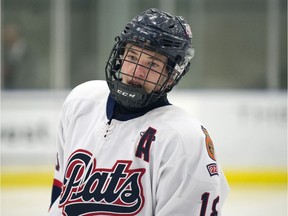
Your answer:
[128,79,143,87]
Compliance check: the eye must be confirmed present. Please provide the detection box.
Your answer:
[126,54,138,62]
[148,62,160,68]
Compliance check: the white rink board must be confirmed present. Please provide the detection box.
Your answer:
[1,89,287,170]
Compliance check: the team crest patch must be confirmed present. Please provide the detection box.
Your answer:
[201,126,216,161]
[206,163,219,176]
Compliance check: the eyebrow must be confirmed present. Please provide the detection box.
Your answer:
[126,49,166,63]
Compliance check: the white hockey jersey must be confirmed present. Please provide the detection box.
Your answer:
[48,80,229,216]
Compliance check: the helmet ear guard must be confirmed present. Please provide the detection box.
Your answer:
[167,61,191,92]
[106,37,124,80]
[105,8,195,109]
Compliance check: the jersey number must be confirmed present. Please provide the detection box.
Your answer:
[199,192,219,216]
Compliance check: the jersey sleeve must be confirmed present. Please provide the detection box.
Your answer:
[48,100,69,214]
[154,124,229,216]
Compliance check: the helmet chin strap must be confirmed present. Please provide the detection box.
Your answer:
[110,80,161,110]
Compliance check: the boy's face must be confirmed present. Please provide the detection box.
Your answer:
[121,43,169,93]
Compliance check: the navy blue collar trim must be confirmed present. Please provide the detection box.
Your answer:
[106,94,171,121]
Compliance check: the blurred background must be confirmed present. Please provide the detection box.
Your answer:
[1,0,287,215]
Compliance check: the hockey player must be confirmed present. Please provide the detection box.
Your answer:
[49,8,229,216]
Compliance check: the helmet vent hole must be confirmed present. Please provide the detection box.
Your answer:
[161,39,181,48]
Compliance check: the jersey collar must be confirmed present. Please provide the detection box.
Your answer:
[106,93,170,121]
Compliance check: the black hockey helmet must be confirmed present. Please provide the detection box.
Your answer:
[105,8,195,109]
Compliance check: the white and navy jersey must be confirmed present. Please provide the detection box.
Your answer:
[48,80,229,216]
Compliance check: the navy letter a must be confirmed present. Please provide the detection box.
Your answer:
[136,127,157,162]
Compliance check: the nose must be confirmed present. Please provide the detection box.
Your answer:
[133,62,148,79]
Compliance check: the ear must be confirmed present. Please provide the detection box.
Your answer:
[167,77,174,86]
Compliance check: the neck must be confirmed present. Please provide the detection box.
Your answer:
[106,94,170,121]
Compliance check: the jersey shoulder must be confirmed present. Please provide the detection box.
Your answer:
[65,80,109,104]
[61,80,109,118]
[151,104,203,135]
[149,104,207,150]
[151,104,221,170]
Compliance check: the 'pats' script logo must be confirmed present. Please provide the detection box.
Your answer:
[59,150,145,216]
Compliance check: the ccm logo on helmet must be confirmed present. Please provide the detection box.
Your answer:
[117,89,136,98]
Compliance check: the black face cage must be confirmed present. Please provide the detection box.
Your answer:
[105,38,188,109]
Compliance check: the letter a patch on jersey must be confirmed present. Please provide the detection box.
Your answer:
[136,127,157,162]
